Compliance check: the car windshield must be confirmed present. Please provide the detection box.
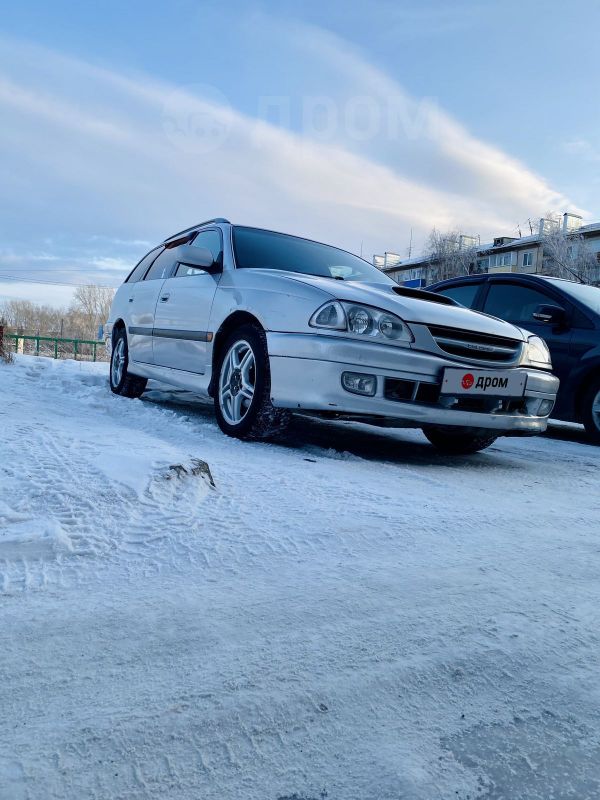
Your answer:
[232,226,394,284]
[545,278,600,314]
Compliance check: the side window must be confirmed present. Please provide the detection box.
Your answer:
[125,248,161,283]
[192,229,222,261]
[483,283,552,323]
[175,229,223,277]
[144,249,175,281]
[436,283,480,308]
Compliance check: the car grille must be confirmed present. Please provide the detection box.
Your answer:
[383,378,529,414]
[427,325,522,364]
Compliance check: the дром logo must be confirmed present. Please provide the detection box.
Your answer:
[461,373,475,390]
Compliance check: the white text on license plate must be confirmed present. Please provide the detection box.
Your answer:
[442,369,526,397]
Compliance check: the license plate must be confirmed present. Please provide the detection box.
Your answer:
[441,368,526,397]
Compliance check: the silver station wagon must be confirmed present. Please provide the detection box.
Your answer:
[106,219,559,453]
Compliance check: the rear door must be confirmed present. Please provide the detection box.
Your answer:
[128,248,177,364]
[480,279,575,385]
[152,229,223,374]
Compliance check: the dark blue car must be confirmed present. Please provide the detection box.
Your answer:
[428,273,600,443]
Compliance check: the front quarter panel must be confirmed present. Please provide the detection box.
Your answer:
[209,269,336,334]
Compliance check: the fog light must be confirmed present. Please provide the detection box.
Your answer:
[538,399,554,416]
[341,372,377,396]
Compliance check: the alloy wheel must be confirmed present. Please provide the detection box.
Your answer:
[111,338,125,387]
[592,389,600,432]
[219,340,256,425]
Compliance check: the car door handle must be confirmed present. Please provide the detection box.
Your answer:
[160,293,170,302]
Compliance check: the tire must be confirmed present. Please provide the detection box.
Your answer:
[214,324,291,440]
[422,426,497,455]
[581,378,600,445]
[109,328,147,399]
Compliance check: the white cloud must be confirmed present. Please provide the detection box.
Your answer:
[563,138,600,163]
[0,30,582,307]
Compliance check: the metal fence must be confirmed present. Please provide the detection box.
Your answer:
[4,333,107,362]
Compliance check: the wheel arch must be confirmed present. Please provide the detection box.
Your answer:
[209,311,264,397]
[112,318,126,345]
[574,365,600,420]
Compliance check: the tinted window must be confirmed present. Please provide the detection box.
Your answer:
[176,229,223,277]
[125,248,161,283]
[545,279,600,315]
[436,283,480,308]
[192,229,222,261]
[144,249,175,281]
[483,283,552,322]
[232,226,394,284]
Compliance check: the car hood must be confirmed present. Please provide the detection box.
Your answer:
[285,274,527,341]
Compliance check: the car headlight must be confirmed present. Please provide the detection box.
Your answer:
[522,335,552,368]
[309,301,413,344]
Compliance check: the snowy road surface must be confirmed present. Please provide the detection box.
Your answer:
[1,356,599,800]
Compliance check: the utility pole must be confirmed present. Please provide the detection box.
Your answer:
[407,228,413,258]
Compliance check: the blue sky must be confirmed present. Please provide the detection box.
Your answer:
[1,0,599,305]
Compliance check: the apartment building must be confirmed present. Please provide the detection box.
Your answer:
[381,213,600,286]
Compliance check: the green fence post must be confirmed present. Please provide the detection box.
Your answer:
[73,340,78,360]
[93,342,97,362]
[54,338,58,359]
[36,336,40,355]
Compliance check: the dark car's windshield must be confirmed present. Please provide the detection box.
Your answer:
[544,278,600,315]
[232,226,393,284]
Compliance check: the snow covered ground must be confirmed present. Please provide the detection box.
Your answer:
[1,355,599,800]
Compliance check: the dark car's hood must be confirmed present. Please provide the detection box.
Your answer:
[286,275,527,341]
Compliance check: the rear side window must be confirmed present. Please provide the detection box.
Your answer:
[125,248,161,283]
[436,283,480,308]
[144,249,175,281]
[483,283,552,323]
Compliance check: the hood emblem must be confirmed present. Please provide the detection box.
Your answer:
[463,342,496,353]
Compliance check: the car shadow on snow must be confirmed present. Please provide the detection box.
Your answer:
[544,421,592,446]
[142,385,526,471]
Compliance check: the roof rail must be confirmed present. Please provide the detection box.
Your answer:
[163,218,231,243]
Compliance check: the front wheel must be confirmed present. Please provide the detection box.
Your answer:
[110,328,147,398]
[582,378,600,445]
[422,426,497,455]
[214,324,290,440]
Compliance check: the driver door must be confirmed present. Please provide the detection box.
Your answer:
[481,280,574,385]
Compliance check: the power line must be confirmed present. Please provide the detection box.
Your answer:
[0,274,115,289]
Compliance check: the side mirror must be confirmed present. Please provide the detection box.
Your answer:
[177,244,222,274]
[532,304,567,326]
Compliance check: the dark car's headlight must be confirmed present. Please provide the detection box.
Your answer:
[309,301,414,344]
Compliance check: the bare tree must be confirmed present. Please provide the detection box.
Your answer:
[423,229,479,284]
[0,286,115,341]
[71,285,115,338]
[540,224,598,284]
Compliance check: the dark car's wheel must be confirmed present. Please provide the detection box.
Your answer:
[582,378,600,444]
[214,324,290,440]
[110,328,147,398]
[422,426,497,455]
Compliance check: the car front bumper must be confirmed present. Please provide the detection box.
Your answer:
[267,333,559,434]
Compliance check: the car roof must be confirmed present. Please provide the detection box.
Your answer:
[430,273,581,289]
